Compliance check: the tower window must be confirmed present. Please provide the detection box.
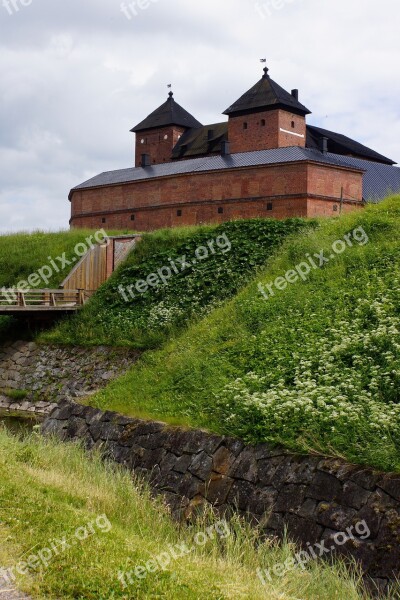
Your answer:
[164,134,168,140]
[243,122,248,130]
[261,119,266,127]
[131,214,135,221]
[218,207,224,214]
[102,217,106,223]
[177,209,182,217]
[266,203,273,211]
[291,121,295,128]
[140,138,145,144]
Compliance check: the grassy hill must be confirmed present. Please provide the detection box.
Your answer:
[83,197,400,472]
[0,429,370,599]
[42,218,313,348]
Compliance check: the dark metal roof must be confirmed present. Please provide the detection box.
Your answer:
[307,125,395,166]
[223,68,311,117]
[171,122,228,159]
[131,92,202,133]
[70,147,400,203]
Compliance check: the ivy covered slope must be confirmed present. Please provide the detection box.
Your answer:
[91,196,400,472]
[43,218,312,347]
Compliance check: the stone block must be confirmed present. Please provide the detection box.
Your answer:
[188,452,213,481]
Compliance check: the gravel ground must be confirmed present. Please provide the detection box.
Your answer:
[0,574,32,600]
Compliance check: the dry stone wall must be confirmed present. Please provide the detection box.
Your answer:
[43,399,400,595]
[0,341,140,403]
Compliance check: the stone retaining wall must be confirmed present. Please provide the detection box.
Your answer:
[0,395,57,417]
[43,399,400,595]
[0,341,140,403]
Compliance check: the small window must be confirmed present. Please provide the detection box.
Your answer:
[266,203,273,211]
[130,214,135,221]
[218,207,224,214]
[243,122,248,130]
[177,209,182,217]
[261,119,266,127]
[140,138,145,144]
[291,121,295,129]
[333,205,338,212]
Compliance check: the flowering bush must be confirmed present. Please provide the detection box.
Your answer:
[215,275,400,464]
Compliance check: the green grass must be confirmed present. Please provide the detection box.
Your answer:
[0,429,375,599]
[41,218,314,348]
[87,197,400,472]
[0,388,28,401]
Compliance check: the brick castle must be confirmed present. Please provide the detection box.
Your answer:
[69,67,400,231]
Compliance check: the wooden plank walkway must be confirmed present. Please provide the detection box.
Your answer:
[0,289,93,316]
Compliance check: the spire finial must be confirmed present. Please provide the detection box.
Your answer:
[260,58,269,78]
[167,83,173,98]
[168,90,173,98]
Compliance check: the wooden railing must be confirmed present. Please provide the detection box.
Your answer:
[0,289,93,311]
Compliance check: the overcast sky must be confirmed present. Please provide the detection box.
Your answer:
[0,0,399,233]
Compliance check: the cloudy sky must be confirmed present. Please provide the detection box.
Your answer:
[0,0,399,233]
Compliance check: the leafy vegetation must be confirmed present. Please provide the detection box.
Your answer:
[0,429,373,599]
[88,197,400,472]
[42,219,313,348]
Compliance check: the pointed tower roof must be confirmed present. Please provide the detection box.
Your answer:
[131,91,203,133]
[223,67,311,117]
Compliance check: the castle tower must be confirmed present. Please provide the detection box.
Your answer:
[224,66,311,154]
[131,92,202,167]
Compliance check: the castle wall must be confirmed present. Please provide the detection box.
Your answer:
[70,162,363,232]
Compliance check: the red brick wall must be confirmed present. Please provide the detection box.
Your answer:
[135,126,186,167]
[228,109,306,154]
[306,163,363,217]
[70,161,363,232]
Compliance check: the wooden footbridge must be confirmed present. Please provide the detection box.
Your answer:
[0,235,140,319]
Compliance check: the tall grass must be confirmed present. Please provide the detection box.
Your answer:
[0,429,374,599]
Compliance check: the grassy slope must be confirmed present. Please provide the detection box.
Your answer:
[88,197,400,472]
[41,218,313,348]
[0,429,370,600]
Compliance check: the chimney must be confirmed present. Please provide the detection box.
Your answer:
[141,153,151,167]
[291,89,299,101]
[319,137,329,154]
[221,141,231,156]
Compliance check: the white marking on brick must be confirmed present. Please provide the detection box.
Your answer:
[280,128,305,138]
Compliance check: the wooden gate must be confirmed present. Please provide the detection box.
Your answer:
[60,243,108,292]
